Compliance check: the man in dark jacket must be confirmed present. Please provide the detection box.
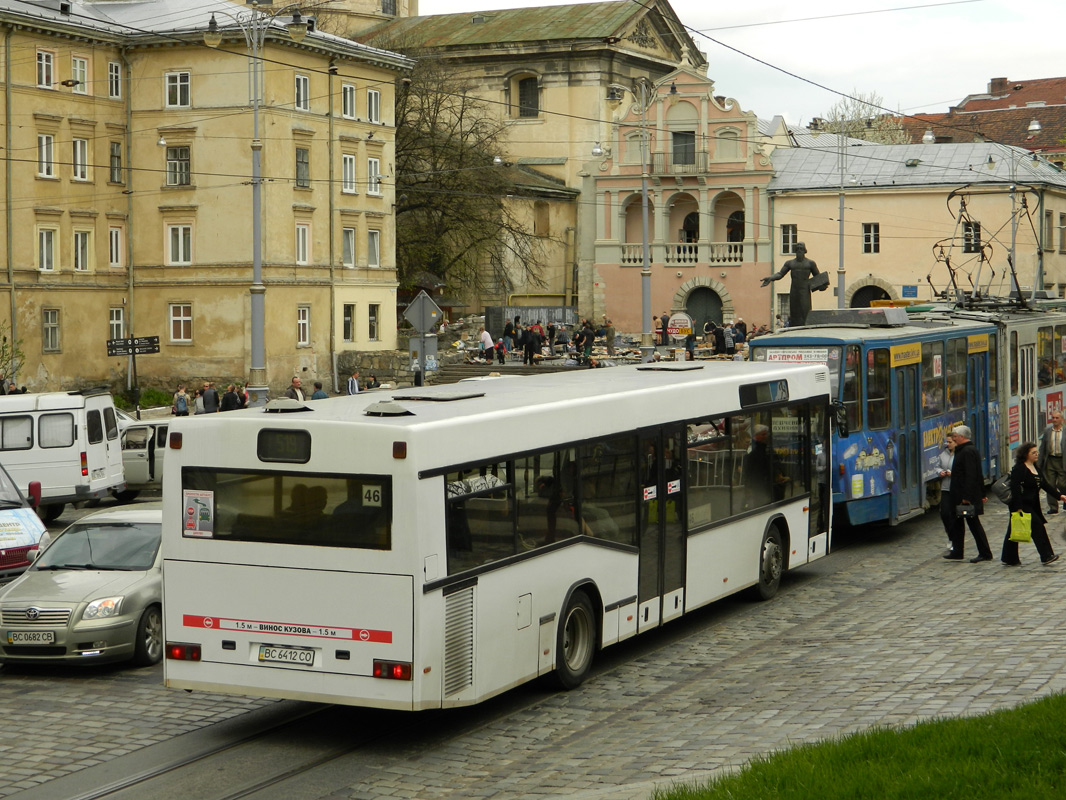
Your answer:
[947,425,993,562]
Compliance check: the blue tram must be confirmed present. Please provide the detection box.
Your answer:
[749,303,1066,526]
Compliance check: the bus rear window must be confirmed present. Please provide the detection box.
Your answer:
[182,468,391,550]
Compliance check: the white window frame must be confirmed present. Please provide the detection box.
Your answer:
[341,83,356,119]
[37,134,55,178]
[367,158,381,195]
[166,145,191,186]
[42,309,60,352]
[781,224,798,255]
[109,226,123,267]
[367,229,380,268]
[109,307,125,340]
[342,227,356,268]
[367,89,381,124]
[37,227,56,271]
[297,305,310,347]
[72,138,89,181]
[295,223,310,265]
[169,303,192,343]
[167,224,192,265]
[109,141,123,184]
[862,222,880,254]
[165,71,191,108]
[71,56,88,94]
[73,230,92,272]
[368,303,380,341]
[108,62,121,99]
[295,74,310,111]
[37,50,54,89]
[341,154,357,194]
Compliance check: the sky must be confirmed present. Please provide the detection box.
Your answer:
[419,0,1062,127]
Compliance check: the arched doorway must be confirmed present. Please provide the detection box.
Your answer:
[726,211,744,243]
[682,212,699,243]
[686,286,723,334]
[850,285,891,307]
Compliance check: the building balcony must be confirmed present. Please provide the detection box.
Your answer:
[618,241,746,266]
[650,152,709,174]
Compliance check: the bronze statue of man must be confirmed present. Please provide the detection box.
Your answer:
[761,242,824,327]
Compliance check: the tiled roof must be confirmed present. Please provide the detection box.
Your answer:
[358,1,643,49]
[768,142,1066,193]
[957,77,1066,111]
[898,107,1066,154]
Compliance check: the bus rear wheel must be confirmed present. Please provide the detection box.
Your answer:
[752,527,784,600]
[553,590,596,690]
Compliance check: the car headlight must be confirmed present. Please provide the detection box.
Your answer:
[84,597,123,619]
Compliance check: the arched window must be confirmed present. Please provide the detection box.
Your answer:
[515,75,539,118]
[716,130,740,161]
[624,131,649,165]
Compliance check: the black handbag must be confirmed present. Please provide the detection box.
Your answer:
[956,504,976,518]
[990,474,1011,504]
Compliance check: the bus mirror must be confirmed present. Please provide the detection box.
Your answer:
[27,480,41,509]
[832,402,848,438]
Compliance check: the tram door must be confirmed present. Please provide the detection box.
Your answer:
[1020,345,1037,444]
[893,364,922,518]
[637,426,686,631]
[968,351,990,477]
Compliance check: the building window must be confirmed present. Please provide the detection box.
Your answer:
[43,309,60,352]
[1045,210,1054,251]
[72,139,89,181]
[369,303,380,341]
[382,0,396,15]
[342,154,357,193]
[295,223,310,264]
[109,227,123,267]
[167,224,192,265]
[342,227,356,267]
[108,62,121,99]
[1060,213,1066,254]
[109,307,125,340]
[367,158,381,195]
[716,130,740,160]
[534,201,549,237]
[37,134,55,178]
[109,142,123,184]
[343,304,355,342]
[165,72,190,108]
[297,306,310,346]
[169,304,192,342]
[295,147,310,188]
[963,221,981,253]
[781,224,798,255]
[37,50,54,89]
[38,228,56,271]
[367,89,380,124]
[672,131,695,166]
[295,74,310,111]
[342,84,356,119]
[166,146,190,186]
[71,56,89,94]
[862,223,880,254]
[367,230,380,268]
[73,230,92,272]
[517,76,538,117]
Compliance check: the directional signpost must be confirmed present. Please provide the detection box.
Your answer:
[106,336,160,419]
[404,291,443,387]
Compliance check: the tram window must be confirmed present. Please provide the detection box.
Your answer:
[1010,331,1018,396]
[947,337,967,410]
[1055,326,1066,384]
[686,417,733,526]
[922,341,944,418]
[842,345,862,432]
[866,348,890,429]
[989,334,998,397]
[1038,326,1054,389]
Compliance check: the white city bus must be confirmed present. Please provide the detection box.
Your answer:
[162,362,832,710]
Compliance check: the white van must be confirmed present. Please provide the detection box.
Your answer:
[120,419,168,501]
[0,388,125,522]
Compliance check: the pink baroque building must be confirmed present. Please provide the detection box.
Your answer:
[589,67,776,336]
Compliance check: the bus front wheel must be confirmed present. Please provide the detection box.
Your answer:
[38,504,63,524]
[752,527,784,601]
[553,590,596,690]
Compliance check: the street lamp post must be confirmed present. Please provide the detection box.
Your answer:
[204,5,308,406]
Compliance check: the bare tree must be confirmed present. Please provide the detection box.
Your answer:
[817,90,910,144]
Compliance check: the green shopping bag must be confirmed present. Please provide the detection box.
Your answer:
[1010,511,1032,543]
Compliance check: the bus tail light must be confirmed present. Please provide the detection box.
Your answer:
[166,642,202,661]
[80,452,88,477]
[373,659,412,680]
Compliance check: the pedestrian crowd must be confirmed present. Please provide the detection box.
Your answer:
[172,382,244,415]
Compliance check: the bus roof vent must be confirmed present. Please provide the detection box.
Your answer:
[804,307,909,327]
[364,399,415,417]
[393,392,485,402]
[263,398,314,413]
[636,364,703,372]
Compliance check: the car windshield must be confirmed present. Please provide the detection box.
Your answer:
[0,464,24,507]
[35,522,161,571]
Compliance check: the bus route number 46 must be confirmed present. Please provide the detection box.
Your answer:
[363,486,382,507]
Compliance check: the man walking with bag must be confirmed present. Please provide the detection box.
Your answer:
[1038,411,1066,514]
[946,425,993,562]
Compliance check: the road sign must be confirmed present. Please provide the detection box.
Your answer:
[107,336,160,357]
[404,291,443,334]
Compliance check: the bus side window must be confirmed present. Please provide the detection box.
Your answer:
[686,417,731,527]
[444,467,513,574]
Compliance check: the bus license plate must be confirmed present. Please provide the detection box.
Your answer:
[258,645,314,666]
[8,630,55,644]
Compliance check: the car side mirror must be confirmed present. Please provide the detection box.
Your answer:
[27,480,41,509]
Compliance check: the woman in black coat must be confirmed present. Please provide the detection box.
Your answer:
[1002,441,1065,565]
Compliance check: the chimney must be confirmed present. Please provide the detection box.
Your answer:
[988,77,1009,94]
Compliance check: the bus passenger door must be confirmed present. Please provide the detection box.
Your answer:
[968,353,989,477]
[637,427,686,631]
[1020,344,1037,445]
[892,364,921,519]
